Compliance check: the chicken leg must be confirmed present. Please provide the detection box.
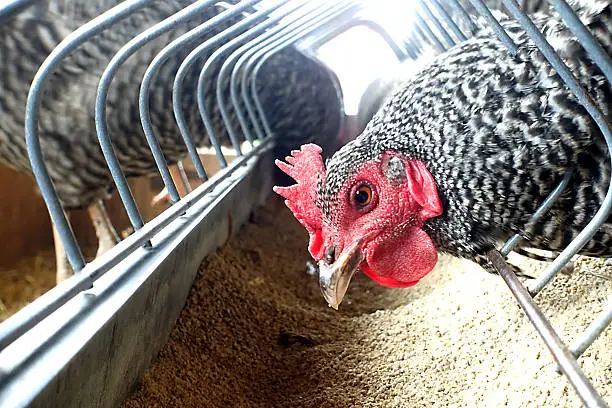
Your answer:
[53,199,119,284]
[53,216,72,284]
[151,161,192,206]
[88,199,120,258]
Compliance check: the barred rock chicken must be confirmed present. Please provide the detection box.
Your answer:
[0,0,342,283]
[275,0,612,309]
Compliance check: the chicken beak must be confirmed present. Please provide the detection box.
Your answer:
[318,239,364,310]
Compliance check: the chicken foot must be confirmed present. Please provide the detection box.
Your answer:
[53,199,119,285]
[88,199,120,258]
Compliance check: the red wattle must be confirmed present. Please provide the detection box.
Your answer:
[363,226,437,287]
[360,263,420,288]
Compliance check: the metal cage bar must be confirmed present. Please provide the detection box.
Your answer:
[217,1,328,145]
[0,0,39,21]
[243,2,359,139]
[298,17,409,61]
[526,0,612,295]
[447,0,478,34]
[193,1,301,157]
[5,0,356,355]
[230,2,350,140]
[226,2,342,141]
[25,0,155,273]
[488,250,607,408]
[468,0,519,54]
[467,0,612,406]
[95,0,220,227]
[249,5,359,138]
[415,11,447,52]
[236,1,356,140]
[140,0,265,203]
[430,0,468,42]
[419,0,457,47]
[5,0,610,406]
[198,0,311,152]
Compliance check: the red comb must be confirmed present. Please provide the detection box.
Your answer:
[273,144,326,259]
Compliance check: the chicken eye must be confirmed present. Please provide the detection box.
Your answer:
[354,184,373,208]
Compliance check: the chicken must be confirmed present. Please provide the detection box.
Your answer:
[274,0,612,308]
[0,1,342,283]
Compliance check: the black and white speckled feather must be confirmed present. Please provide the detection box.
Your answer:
[0,0,343,209]
[321,0,612,270]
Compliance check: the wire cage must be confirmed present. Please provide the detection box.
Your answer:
[0,0,609,406]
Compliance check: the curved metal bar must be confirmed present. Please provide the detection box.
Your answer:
[430,0,468,42]
[548,0,612,100]
[300,18,407,61]
[240,1,355,140]
[25,0,153,272]
[487,251,608,408]
[0,137,274,352]
[500,0,612,297]
[188,1,283,161]
[169,0,262,173]
[500,171,574,256]
[419,0,456,47]
[249,2,360,138]
[141,0,265,203]
[196,0,303,156]
[448,0,477,35]
[415,11,446,52]
[214,0,318,148]
[413,19,432,48]
[468,0,518,55]
[0,0,39,21]
[402,38,419,60]
[96,0,218,222]
[409,31,424,53]
[570,300,612,358]
[548,0,612,360]
[228,3,337,141]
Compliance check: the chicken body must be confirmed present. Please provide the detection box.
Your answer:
[275,0,612,307]
[1,1,343,281]
[1,1,342,209]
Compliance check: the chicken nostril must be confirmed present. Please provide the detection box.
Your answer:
[324,246,337,264]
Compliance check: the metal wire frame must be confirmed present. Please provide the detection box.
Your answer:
[238,2,357,140]
[142,0,269,204]
[461,0,611,406]
[239,1,359,139]
[225,1,350,142]
[402,40,420,60]
[447,0,478,34]
[430,0,468,42]
[25,0,155,274]
[195,0,313,151]
[169,0,268,176]
[95,0,223,231]
[193,0,310,155]
[248,7,356,137]
[250,8,359,138]
[0,0,39,22]
[216,1,333,145]
[298,16,410,61]
[419,0,457,47]
[10,0,352,352]
[415,11,447,52]
[10,0,610,406]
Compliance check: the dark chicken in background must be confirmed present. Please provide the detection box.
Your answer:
[0,0,343,283]
[275,0,612,308]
